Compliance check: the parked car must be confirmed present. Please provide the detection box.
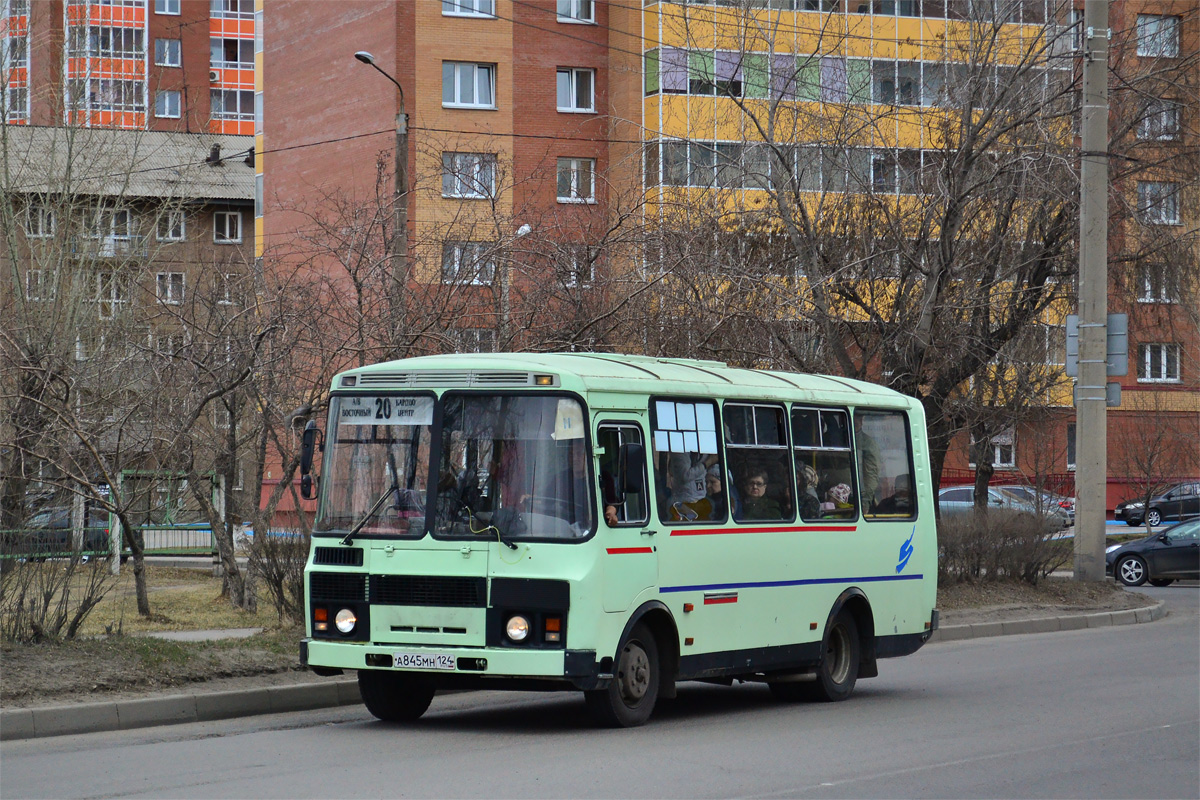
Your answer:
[937,486,1070,530]
[1106,518,1200,586]
[994,484,1076,524]
[7,506,111,557]
[1113,482,1200,528]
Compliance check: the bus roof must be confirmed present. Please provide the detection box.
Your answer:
[337,353,915,408]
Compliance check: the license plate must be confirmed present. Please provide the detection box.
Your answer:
[392,651,456,671]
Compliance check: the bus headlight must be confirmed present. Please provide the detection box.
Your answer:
[505,615,530,642]
[335,608,357,634]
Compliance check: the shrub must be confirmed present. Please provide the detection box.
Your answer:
[0,548,118,642]
[246,529,309,624]
[938,510,1070,586]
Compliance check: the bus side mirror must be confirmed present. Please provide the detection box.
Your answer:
[617,442,645,496]
[300,420,322,500]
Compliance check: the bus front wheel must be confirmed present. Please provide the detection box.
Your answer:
[585,623,660,728]
[358,669,435,722]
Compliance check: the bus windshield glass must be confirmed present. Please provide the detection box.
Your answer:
[315,394,433,536]
[435,394,593,540]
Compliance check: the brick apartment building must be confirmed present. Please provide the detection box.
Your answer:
[2,0,257,523]
[260,0,1196,511]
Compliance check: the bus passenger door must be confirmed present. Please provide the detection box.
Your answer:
[596,421,657,613]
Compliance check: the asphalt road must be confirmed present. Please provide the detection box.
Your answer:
[2,586,1196,800]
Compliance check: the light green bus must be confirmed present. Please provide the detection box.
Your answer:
[299,353,938,727]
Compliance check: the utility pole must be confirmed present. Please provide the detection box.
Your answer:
[1074,0,1110,581]
[354,51,408,359]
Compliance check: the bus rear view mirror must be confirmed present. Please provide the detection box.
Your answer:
[618,442,645,496]
[300,420,322,500]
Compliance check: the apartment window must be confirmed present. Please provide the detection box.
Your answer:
[442,62,495,108]
[218,273,235,305]
[1138,343,1181,383]
[255,173,263,218]
[155,0,180,13]
[155,38,181,66]
[214,211,242,243]
[157,209,185,241]
[155,90,181,118]
[557,0,594,23]
[971,429,1015,469]
[211,89,253,120]
[442,0,494,16]
[79,79,144,112]
[25,205,55,238]
[561,245,596,288]
[557,157,595,202]
[1066,423,1076,471]
[25,269,57,302]
[94,272,128,319]
[1136,15,1180,58]
[1138,99,1181,141]
[86,26,145,59]
[441,241,496,285]
[1137,182,1180,225]
[156,272,185,305]
[84,207,135,240]
[450,327,496,353]
[556,68,594,112]
[1138,264,1178,303]
[211,38,253,69]
[210,0,254,18]
[4,87,29,123]
[442,152,496,198]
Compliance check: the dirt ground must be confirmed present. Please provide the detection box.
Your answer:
[0,578,1153,710]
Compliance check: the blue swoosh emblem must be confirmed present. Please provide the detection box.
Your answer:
[896,526,915,573]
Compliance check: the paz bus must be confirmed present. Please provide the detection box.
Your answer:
[299,353,938,727]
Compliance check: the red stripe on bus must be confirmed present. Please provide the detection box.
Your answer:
[704,596,738,605]
[670,525,857,536]
[606,547,654,555]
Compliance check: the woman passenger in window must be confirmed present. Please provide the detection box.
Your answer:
[705,465,728,521]
[740,468,781,520]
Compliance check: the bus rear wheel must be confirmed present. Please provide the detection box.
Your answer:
[357,670,435,722]
[772,610,860,704]
[585,623,660,728]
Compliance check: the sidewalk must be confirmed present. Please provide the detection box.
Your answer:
[0,598,1166,741]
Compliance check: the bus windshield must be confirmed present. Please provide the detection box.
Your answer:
[315,394,434,536]
[434,394,594,540]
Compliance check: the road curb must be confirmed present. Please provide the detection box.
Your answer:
[1,600,1167,742]
[1,677,360,742]
[928,599,1165,644]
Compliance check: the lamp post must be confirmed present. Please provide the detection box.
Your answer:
[354,50,408,357]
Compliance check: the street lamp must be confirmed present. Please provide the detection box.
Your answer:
[354,51,408,356]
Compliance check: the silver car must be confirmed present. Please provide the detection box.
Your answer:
[938,486,1070,530]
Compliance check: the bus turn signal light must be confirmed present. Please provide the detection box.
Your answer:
[545,616,561,642]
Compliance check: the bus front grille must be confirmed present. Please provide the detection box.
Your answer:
[371,575,486,607]
[313,547,364,567]
[309,572,367,602]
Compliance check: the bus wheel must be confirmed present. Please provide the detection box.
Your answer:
[357,670,435,722]
[807,610,860,702]
[585,623,660,727]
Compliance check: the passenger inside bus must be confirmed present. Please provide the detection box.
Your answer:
[739,468,783,520]
[705,465,729,521]
[662,453,712,522]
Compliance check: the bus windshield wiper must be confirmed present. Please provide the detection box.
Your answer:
[341,484,398,546]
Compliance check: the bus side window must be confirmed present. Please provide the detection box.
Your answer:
[650,399,722,524]
[724,403,793,523]
[858,410,917,519]
[597,424,648,526]
[792,407,857,521]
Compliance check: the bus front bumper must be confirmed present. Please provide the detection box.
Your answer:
[301,638,606,690]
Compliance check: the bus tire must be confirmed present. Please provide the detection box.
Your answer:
[806,609,860,703]
[357,670,435,722]
[585,623,660,727]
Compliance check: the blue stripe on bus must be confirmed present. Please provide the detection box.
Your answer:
[659,573,924,593]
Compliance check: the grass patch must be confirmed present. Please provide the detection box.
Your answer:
[78,563,265,636]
